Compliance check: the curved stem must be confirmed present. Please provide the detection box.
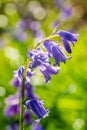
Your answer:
[34,34,60,49]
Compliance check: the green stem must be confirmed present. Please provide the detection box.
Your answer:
[34,34,60,49]
[20,58,30,130]
[20,77,25,130]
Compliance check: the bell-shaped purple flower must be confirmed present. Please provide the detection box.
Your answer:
[29,42,61,82]
[24,99,49,119]
[51,44,67,65]
[4,105,20,117]
[11,77,21,88]
[58,30,78,42]
[39,66,51,82]
[58,30,79,53]
[14,66,24,79]
[4,94,20,117]
[43,40,52,54]
[12,66,35,88]
[28,48,49,69]
[44,40,67,66]
[39,64,60,82]
[24,111,31,125]
[14,66,34,79]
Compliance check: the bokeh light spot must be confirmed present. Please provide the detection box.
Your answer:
[28,1,41,12]
[0,15,8,27]
[4,46,20,61]
[33,7,46,20]
[4,46,24,66]
[73,118,85,130]
[68,84,77,93]
[0,86,6,97]
[5,3,17,15]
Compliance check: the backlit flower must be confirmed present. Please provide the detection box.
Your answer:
[24,99,49,119]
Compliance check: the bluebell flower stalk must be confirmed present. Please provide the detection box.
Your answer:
[19,31,78,130]
[4,29,78,130]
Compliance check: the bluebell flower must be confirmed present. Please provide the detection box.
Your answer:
[14,66,24,79]
[14,66,34,79]
[12,78,37,99]
[29,48,60,82]
[58,30,78,42]
[58,30,79,53]
[25,81,37,99]
[4,93,33,124]
[28,48,49,68]
[4,105,20,117]
[39,65,51,82]
[4,94,20,117]
[43,40,68,66]
[39,64,60,82]
[11,77,21,88]
[51,44,67,65]
[24,99,49,119]
[12,66,35,88]
[24,111,31,125]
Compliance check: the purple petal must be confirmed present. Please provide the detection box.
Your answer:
[4,105,20,117]
[14,66,24,79]
[27,68,35,77]
[43,40,53,53]
[5,94,19,105]
[29,48,49,69]
[62,39,72,53]
[39,65,51,82]
[50,45,61,65]
[24,99,49,119]
[44,64,60,75]
[11,78,21,88]
[58,30,78,42]
[25,82,36,99]
[24,111,31,125]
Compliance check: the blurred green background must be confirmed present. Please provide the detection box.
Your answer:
[0,0,87,130]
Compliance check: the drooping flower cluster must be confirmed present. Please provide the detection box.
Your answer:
[4,30,78,129]
[28,47,60,82]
